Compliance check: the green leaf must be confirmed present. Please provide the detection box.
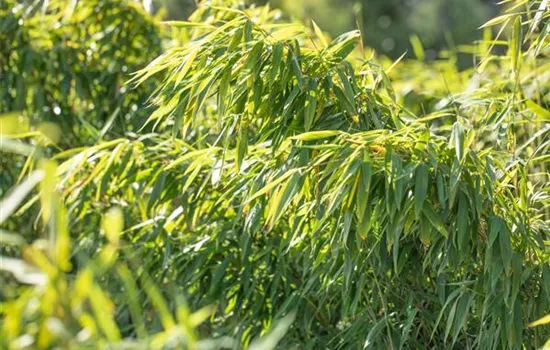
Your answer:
[452,121,465,161]
[292,130,341,141]
[243,41,264,72]
[410,35,425,60]
[249,313,296,350]
[304,79,318,131]
[529,314,550,327]
[267,172,300,226]
[327,30,360,59]
[499,221,512,270]
[444,298,458,340]
[414,164,429,218]
[363,316,388,349]
[102,207,124,245]
[175,49,198,86]
[237,125,248,171]
[161,21,216,29]
[246,169,299,203]
[480,14,513,28]
[489,216,502,247]
[510,16,522,73]
[270,24,304,41]
[422,204,449,238]
[148,172,166,212]
[0,170,44,225]
[525,99,550,120]
[312,20,328,48]
[451,294,473,344]
[456,193,469,254]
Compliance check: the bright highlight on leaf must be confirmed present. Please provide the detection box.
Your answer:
[530,314,550,327]
[101,207,124,245]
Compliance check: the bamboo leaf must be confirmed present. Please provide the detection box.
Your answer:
[410,35,425,60]
[525,99,550,120]
[0,170,44,225]
[480,14,514,28]
[510,16,522,72]
[423,204,449,238]
[414,164,429,218]
[529,314,550,327]
[247,169,299,203]
[161,21,216,29]
[452,121,465,161]
[312,20,328,48]
[292,130,341,141]
[327,30,360,59]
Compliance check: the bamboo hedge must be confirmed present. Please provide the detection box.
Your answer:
[1,0,549,349]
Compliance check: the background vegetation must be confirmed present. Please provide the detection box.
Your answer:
[156,0,498,65]
[1,0,549,349]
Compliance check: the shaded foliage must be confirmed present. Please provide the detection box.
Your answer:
[0,0,163,146]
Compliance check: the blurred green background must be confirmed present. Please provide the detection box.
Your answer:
[152,0,497,62]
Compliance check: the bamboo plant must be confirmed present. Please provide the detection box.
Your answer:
[1,0,549,349]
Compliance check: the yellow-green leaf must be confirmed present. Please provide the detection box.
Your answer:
[102,207,124,245]
[529,314,550,327]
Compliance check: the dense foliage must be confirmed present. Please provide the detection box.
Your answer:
[1,0,549,349]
